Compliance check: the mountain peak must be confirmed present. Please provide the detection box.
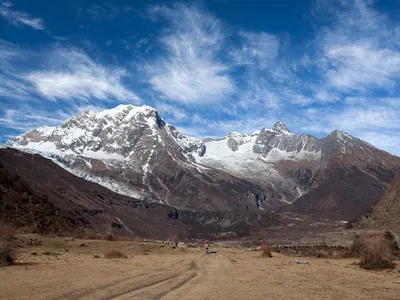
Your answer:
[94,104,156,119]
[272,121,292,134]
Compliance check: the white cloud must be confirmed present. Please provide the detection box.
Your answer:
[178,111,280,138]
[324,43,400,90]
[356,132,400,156]
[317,0,400,92]
[0,107,69,132]
[155,103,188,121]
[148,4,235,103]
[0,40,32,99]
[0,1,45,30]
[232,31,279,69]
[297,98,400,155]
[237,80,280,110]
[85,4,133,21]
[25,48,139,102]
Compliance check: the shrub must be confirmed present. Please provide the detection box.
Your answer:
[356,234,395,270]
[384,230,400,254]
[0,241,16,266]
[261,241,272,257]
[350,234,364,256]
[104,233,115,241]
[104,250,127,259]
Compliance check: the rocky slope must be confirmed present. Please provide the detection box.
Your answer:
[355,175,400,230]
[0,148,281,237]
[6,104,400,220]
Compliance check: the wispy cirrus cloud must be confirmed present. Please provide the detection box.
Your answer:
[0,1,45,30]
[85,4,134,21]
[148,3,235,103]
[155,103,188,122]
[232,31,279,69]
[0,107,69,132]
[316,0,400,93]
[0,40,32,99]
[296,96,400,154]
[25,47,139,102]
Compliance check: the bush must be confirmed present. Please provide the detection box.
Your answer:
[261,241,272,257]
[104,250,127,259]
[104,233,115,241]
[350,234,364,256]
[0,241,16,266]
[356,234,396,270]
[384,230,400,254]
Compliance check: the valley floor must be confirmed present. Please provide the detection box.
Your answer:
[1,236,400,300]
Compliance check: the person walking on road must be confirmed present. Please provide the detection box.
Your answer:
[204,240,210,253]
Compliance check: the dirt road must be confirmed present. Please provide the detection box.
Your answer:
[2,238,400,299]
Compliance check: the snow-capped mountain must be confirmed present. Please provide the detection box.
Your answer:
[6,104,266,212]
[194,122,400,219]
[6,104,400,220]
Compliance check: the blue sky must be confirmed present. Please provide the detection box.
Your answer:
[1,0,400,155]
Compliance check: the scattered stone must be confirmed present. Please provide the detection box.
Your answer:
[27,238,42,246]
[42,251,61,256]
[244,247,259,252]
[79,243,85,247]
[295,260,309,265]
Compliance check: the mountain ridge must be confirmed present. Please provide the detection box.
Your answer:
[5,104,400,220]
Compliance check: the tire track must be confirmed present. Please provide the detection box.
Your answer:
[107,255,206,300]
[56,259,188,300]
[151,261,199,300]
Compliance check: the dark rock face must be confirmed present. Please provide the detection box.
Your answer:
[198,144,207,156]
[155,111,166,129]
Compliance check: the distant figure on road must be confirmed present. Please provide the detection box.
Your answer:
[204,240,210,253]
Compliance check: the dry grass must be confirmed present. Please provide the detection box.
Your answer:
[355,233,396,270]
[104,250,127,259]
[2,236,400,299]
[261,241,272,257]
[0,224,17,266]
